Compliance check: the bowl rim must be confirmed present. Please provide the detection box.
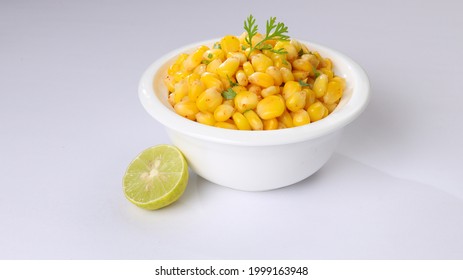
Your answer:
[139,38,370,146]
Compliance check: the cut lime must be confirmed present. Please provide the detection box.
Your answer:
[123,145,189,210]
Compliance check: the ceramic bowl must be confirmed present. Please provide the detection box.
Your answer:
[139,39,370,191]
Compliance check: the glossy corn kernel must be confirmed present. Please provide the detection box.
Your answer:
[285,90,306,112]
[292,58,312,71]
[303,88,316,109]
[213,104,235,122]
[193,64,206,76]
[265,66,283,86]
[292,70,310,81]
[163,75,175,93]
[215,121,238,130]
[282,81,302,100]
[256,95,285,120]
[227,52,247,64]
[220,35,241,54]
[290,39,303,53]
[313,73,328,98]
[247,84,262,96]
[248,72,274,88]
[196,87,223,113]
[263,118,279,130]
[217,57,240,78]
[206,59,222,74]
[277,110,294,128]
[173,79,189,104]
[183,45,209,71]
[331,76,346,90]
[174,100,199,121]
[307,101,328,122]
[242,61,255,77]
[203,49,225,62]
[321,58,332,70]
[325,102,338,113]
[261,85,280,98]
[274,41,298,61]
[196,111,216,126]
[323,80,343,104]
[251,53,273,72]
[280,67,295,83]
[232,85,247,93]
[271,54,289,69]
[234,91,259,112]
[200,72,224,91]
[173,70,188,83]
[236,70,248,86]
[301,53,319,68]
[291,109,310,126]
[243,110,263,130]
[188,79,205,102]
[319,68,333,79]
[168,53,189,75]
[232,112,252,130]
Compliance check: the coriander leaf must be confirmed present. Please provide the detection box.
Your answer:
[222,88,237,99]
[207,53,213,59]
[313,66,320,78]
[227,76,239,87]
[298,80,312,87]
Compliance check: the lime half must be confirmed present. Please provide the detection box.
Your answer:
[123,145,189,210]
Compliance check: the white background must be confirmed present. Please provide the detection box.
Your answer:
[1,0,462,259]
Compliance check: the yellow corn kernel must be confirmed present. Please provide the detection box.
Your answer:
[278,121,287,129]
[234,91,258,112]
[292,58,312,71]
[290,39,303,53]
[282,80,302,100]
[200,72,223,91]
[168,92,176,106]
[235,70,248,86]
[217,57,240,78]
[242,61,255,77]
[313,74,328,98]
[292,70,310,81]
[247,84,262,96]
[303,88,316,109]
[196,111,216,126]
[227,52,247,65]
[186,73,200,85]
[173,79,188,104]
[261,85,280,97]
[319,68,333,79]
[188,79,205,102]
[251,53,273,72]
[203,49,225,62]
[196,87,223,113]
[222,99,234,107]
[219,75,235,89]
[321,58,332,70]
[174,100,199,121]
[286,90,307,112]
[307,101,328,122]
[280,67,295,83]
[183,45,209,71]
[301,53,320,68]
[193,63,206,76]
[265,66,283,86]
[263,118,279,130]
[243,110,263,130]
[168,53,189,75]
[213,104,235,122]
[256,95,285,120]
[232,112,252,130]
[163,75,175,93]
[215,121,238,130]
[325,102,338,113]
[277,110,294,128]
[331,76,346,90]
[173,70,188,83]
[291,109,310,126]
[271,53,289,69]
[323,80,343,104]
[206,59,222,74]
[248,72,274,88]
[220,35,240,54]
[275,41,298,61]
[232,85,247,93]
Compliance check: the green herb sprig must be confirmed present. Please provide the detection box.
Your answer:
[244,15,290,57]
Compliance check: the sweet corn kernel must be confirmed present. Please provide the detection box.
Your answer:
[206,59,223,74]
[163,75,175,93]
[248,72,274,88]
[188,80,205,102]
[323,80,343,104]
[313,73,328,98]
[292,58,312,71]
[280,67,295,83]
[200,72,224,91]
[263,118,279,130]
[215,121,238,130]
[277,110,294,128]
[242,61,255,77]
[220,35,241,54]
[292,70,310,81]
[232,85,247,93]
[243,110,263,130]
[183,45,208,71]
[236,70,248,86]
[285,90,306,112]
[234,91,259,112]
[232,112,252,130]
[256,95,285,120]
[227,52,247,64]
[282,80,302,100]
[251,53,273,72]
[174,100,199,121]
[291,109,310,126]
[173,79,188,104]
[265,66,283,86]
[325,102,338,113]
[303,88,316,109]
[261,85,280,97]
[193,64,206,76]
[301,53,319,68]
[217,57,240,78]
[307,101,328,122]
[196,87,223,113]
[203,49,225,62]
[214,104,235,122]
[196,111,216,126]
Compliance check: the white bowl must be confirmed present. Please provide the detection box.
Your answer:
[139,39,370,191]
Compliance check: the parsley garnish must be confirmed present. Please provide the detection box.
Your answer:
[244,15,290,57]
[298,80,312,87]
[222,88,237,99]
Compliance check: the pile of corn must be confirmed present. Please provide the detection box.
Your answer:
[163,34,345,130]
